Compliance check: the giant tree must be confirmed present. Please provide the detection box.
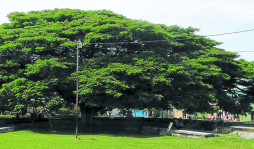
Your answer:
[0,8,253,125]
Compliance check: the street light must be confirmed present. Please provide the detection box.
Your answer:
[75,39,82,140]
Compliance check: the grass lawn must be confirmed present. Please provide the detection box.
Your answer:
[0,115,16,118]
[0,115,25,118]
[0,127,254,149]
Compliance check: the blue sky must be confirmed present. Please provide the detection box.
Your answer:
[0,0,253,61]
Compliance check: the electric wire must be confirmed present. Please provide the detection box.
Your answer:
[1,28,254,54]
[205,29,254,37]
[87,28,254,45]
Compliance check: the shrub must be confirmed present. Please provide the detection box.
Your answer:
[4,111,10,115]
[58,108,69,115]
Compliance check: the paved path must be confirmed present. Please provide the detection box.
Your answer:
[230,126,254,132]
[0,127,15,133]
[173,130,214,137]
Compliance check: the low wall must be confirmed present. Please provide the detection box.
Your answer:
[199,120,254,130]
[141,125,174,135]
[2,116,253,132]
[93,118,254,131]
[0,119,6,127]
[1,118,47,125]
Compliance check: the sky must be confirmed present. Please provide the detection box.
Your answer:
[0,0,253,61]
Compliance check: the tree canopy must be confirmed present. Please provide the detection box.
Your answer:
[0,9,253,123]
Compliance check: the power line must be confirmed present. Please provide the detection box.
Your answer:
[205,29,254,37]
[1,28,254,54]
[87,28,254,45]
[1,48,254,55]
[229,51,254,53]
[29,45,254,53]
[94,47,254,53]
[88,38,190,45]
[93,46,152,52]
[87,38,195,45]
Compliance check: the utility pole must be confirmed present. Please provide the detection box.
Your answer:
[75,39,82,140]
[222,106,224,129]
[221,81,224,129]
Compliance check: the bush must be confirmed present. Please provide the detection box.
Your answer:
[0,115,25,119]
[59,108,69,112]
[4,111,10,115]
[0,115,15,118]
[58,108,69,115]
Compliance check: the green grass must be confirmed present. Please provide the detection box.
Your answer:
[0,115,25,118]
[0,115,16,118]
[0,129,254,149]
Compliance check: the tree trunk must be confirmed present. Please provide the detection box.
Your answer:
[16,112,19,120]
[31,107,35,127]
[46,113,53,129]
[79,103,100,127]
[44,108,53,129]
[79,105,87,126]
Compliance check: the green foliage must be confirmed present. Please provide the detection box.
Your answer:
[58,108,69,112]
[0,115,25,118]
[0,8,253,115]
[46,100,60,108]
[0,115,14,118]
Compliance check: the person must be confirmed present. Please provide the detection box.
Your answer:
[208,114,211,120]
[38,111,41,119]
[202,115,205,119]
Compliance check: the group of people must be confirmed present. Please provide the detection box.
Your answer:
[207,113,232,120]
[209,115,221,120]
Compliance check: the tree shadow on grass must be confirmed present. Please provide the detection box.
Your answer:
[11,119,169,138]
[23,124,160,138]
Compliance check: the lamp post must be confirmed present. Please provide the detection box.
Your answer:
[75,39,82,140]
